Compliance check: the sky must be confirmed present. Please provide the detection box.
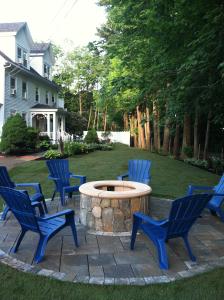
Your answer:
[0,0,106,50]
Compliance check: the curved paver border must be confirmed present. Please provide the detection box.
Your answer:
[1,248,224,285]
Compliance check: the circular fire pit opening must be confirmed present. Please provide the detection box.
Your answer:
[79,180,152,235]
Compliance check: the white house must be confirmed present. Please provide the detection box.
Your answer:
[0,22,70,143]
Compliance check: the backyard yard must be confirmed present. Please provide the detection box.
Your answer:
[0,143,223,299]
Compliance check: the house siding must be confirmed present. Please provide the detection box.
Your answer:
[4,70,58,125]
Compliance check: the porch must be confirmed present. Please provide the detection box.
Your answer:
[29,104,72,143]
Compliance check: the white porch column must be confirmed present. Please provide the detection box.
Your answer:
[47,113,50,138]
[53,112,56,142]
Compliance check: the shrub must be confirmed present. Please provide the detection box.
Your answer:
[182,146,193,158]
[64,142,88,156]
[0,114,29,154]
[184,158,209,169]
[44,150,63,159]
[26,127,39,151]
[209,156,224,174]
[84,129,99,144]
[38,140,51,151]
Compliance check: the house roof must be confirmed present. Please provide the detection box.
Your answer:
[0,22,26,33]
[31,104,55,109]
[30,43,51,54]
[0,49,60,91]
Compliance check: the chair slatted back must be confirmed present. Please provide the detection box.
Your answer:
[166,194,212,238]
[128,159,151,183]
[210,174,224,207]
[0,187,39,232]
[46,159,70,188]
[0,166,15,188]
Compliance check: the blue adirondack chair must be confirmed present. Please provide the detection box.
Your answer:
[0,187,78,263]
[46,159,86,206]
[117,159,151,185]
[0,166,47,220]
[187,174,224,222]
[131,193,213,269]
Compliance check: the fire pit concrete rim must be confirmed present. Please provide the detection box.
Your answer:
[79,180,152,199]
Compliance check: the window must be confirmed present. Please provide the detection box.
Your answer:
[22,81,27,99]
[17,47,22,59]
[17,46,28,67]
[45,91,49,104]
[35,87,39,102]
[44,64,50,78]
[10,109,16,116]
[10,77,16,96]
[23,51,28,68]
[22,112,26,120]
[52,94,55,103]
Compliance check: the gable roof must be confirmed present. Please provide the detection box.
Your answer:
[0,49,59,91]
[31,43,51,54]
[0,22,26,33]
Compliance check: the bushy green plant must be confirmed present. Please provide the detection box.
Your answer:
[184,158,209,169]
[44,150,63,159]
[84,129,99,144]
[64,142,88,156]
[182,146,193,158]
[38,140,51,151]
[209,156,224,174]
[0,114,30,154]
[99,144,113,151]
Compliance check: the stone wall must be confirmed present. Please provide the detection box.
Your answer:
[80,194,150,233]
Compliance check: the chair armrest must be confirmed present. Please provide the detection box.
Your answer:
[117,172,129,180]
[38,209,74,221]
[142,178,150,185]
[48,175,60,181]
[31,201,44,216]
[187,185,214,195]
[134,212,168,226]
[70,174,86,184]
[16,182,41,194]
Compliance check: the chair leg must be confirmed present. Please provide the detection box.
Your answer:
[156,239,169,269]
[41,198,48,214]
[60,191,65,206]
[130,214,141,250]
[1,206,10,221]
[69,192,73,199]
[34,235,49,263]
[51,190,56,202]
[217,208,224,222]
[70,220,79,247]
[183,234,196,261]
[12,229,27,253]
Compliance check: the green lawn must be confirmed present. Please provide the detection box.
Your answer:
[9,143,219,200]
[0,143,223,299]
[0,263,224,300]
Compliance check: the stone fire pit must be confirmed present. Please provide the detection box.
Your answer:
[79,180,152,235]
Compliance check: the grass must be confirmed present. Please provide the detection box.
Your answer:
[0,263,224,300]
[0,143,223,299]
[8,143,219,201]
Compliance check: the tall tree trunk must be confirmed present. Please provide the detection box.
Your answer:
[97,110,100,130]
[103,106,107,131]
[93,108,97,129]
[87,106,92,130]
[181,113,191,158]
[123,112,129,130]
[153,101,160,151]
[173,123,180,159]
[162,103,170,155]
[203,110,212,160]
[136,106,146,149]
[193,106,199,159]
[79,92,82,116]
[144,107,151,150]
